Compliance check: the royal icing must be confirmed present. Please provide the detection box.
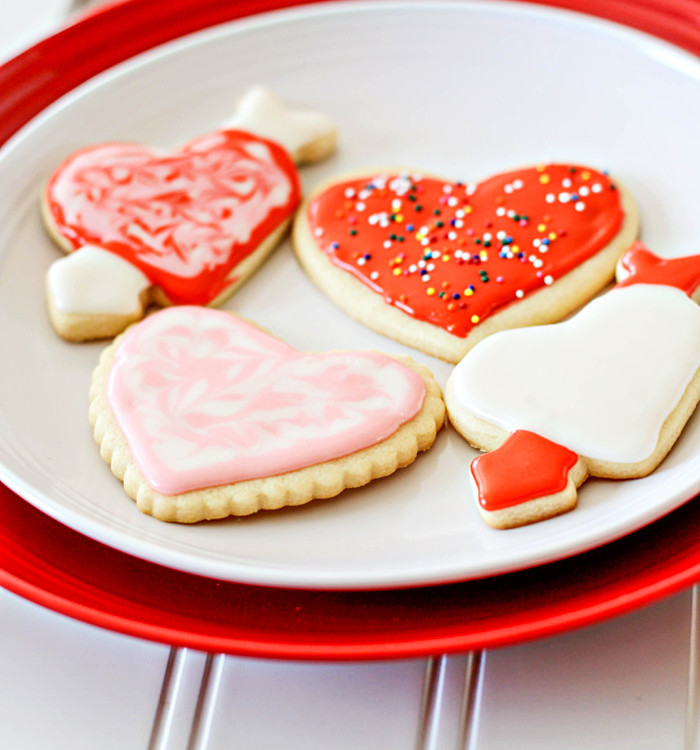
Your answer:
[48,245,150,315]
[471,431,578,511]
[307,164,624,337]
[451,283,700,464]
[617,241,700,297]
[45,130,300,305]
[107,307,426,495]
[224,86,336,161]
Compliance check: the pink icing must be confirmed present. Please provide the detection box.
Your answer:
[107,307,427,495]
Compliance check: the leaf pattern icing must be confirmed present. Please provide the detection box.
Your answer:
[107,307,426,494]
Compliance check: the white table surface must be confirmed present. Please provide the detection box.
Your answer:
[1,583,696,749]
[1,2,698,747]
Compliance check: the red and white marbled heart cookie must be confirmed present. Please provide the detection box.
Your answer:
[43,87,337,342]
[293,163,639,362]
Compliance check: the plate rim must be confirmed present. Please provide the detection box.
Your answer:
[2,0,700,149]
[3,477,700,660]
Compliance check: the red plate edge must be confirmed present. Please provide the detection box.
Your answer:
[3,480,700,660]
[0,0,699,660]
[1,0,699,147]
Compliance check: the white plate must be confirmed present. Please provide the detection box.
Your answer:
[1,0,699,590]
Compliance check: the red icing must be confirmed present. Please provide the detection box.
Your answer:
[45,129,301,305]
[471,430,579,511]
[616,242,700,297]
[307,164,624,337]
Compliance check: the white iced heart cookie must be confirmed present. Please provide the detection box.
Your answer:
[43,87,338,342]
[90,306,445,522]
[445,243,700,528]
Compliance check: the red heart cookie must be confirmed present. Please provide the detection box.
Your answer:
[293,164,639,362]
[44,129,300,306]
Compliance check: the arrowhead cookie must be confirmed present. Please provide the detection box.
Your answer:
[89,306,445,522]
[293,164,639,362]
[43,87,337,341]
[445,243,700,528]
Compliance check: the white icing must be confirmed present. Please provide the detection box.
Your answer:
[452,284,700,463]
[47,245,150,315]
[224,86,335,158]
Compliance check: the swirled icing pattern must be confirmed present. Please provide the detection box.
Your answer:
[307,164,624,337]
[107,307,426,495]
[46,130,300,305]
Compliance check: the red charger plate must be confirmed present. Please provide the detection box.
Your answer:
[3,475,700,660]
[0,0,699,660]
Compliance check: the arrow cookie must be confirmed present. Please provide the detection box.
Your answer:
[445,243,700,528]
[43,87,337,341]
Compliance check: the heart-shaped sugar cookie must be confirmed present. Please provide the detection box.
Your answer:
[293,163,639,362]
[90,306,445,522]
[445,246,700,528]
[43,88,337,342]
[46,130,300,306]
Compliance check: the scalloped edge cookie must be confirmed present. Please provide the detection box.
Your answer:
[89,313,445,523]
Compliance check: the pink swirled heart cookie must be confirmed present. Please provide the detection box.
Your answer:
[444,243,700,529]
[293,163,639,362]
[43,87,337,342]
[89,306,445,522]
